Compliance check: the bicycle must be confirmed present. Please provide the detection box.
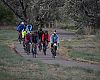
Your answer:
[51,43,57,58]
[43,40,48,55]
[25,42,30,55]
[18,32,22,44]
[32,43,37,58]
[38,39,42,52]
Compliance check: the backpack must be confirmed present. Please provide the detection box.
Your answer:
[53,34,58,43]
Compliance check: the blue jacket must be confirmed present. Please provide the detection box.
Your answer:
[26,24,33,31]
[16,24,25,31]
[50,34,59,44]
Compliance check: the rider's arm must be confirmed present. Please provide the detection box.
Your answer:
[57,35,60,47]
[57,35,60,43]
[48,34,50,42]
[50,35,53,44]
[26,25,28,31]
[42,34,44,42]
[30,25,33,31]
[37,35,39,44]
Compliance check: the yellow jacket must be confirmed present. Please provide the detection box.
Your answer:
[22,30,26,38]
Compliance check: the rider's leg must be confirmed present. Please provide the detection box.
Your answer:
[35,44,37,58]
[51,43,53,52]
[43,42,46,55]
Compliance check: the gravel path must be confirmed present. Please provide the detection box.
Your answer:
[16,29,100,70]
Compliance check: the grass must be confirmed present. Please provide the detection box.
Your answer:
[0,29,100,80]
[68,51,100,62]
[60,37,100,63]
[95,32,100,40]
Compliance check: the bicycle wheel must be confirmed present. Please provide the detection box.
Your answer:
[26,42,30,55]
[51,47,55,58]
[43,46,46,55]
[32,44,37,58]
[34,47,37,58]
[38,43,42,51]
[18,34,22,44]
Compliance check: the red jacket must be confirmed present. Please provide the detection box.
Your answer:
[42,34,50,42]
[25,33,31,43]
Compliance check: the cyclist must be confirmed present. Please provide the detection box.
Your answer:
[38,28,44,42]
[38,28,44,51]
[31,31,38,44]
[31,31,39,57]
[24,31,31,54]
[26,24,33,32]
[50,30,59,56]
[22,28,27,39]
[16,22,25,43]
[16,22,25,32]
[42,31,50,55]
[42,31,50,48]
[22,28,27,48]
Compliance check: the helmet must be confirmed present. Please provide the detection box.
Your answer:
[27,31,30,34]
[40,28,42,31]
[45,30,48,33]
[54,31,56,34]
[21,22,24,25]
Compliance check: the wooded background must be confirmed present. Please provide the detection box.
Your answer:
[0,0,100,34]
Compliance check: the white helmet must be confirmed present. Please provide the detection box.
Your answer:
[27,31,30,34]
[21,22,24,25]
[54,31,56,34]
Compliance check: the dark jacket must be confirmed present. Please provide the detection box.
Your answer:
[31,33,38,44]
[38,30,43,41]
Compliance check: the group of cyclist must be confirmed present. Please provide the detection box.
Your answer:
[16,21,59,58]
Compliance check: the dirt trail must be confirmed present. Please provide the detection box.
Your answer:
[16,29,100,70]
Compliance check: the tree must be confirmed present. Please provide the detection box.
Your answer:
[0,1,15,25]
[1,0,65,28]
[62,0,100,34]
[1,0,31,21]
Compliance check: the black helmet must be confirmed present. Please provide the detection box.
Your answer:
[45,30,48,34]
[40,28,42,31]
